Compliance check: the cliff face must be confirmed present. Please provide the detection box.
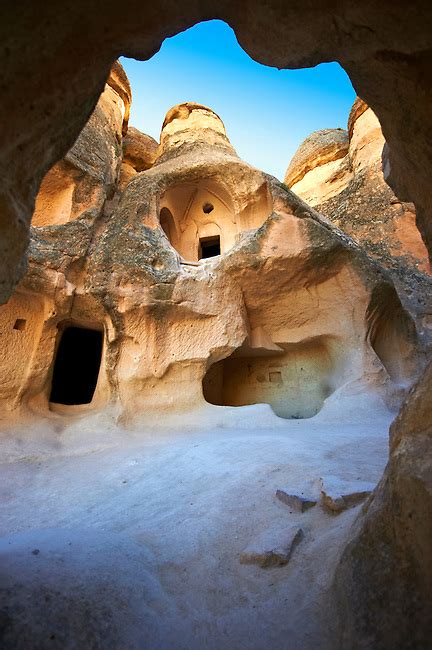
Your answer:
[285,128,350,204]
[285,98,432,649]
[286,100,430,276]
[333,358,432,649]
[0,89,419,427]
[285,98,432,351]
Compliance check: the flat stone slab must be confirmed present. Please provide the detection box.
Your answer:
[275,489,317,512]
[239,526,303,568]
[319,476,375,513]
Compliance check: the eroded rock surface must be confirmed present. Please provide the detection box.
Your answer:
[33,62,130,229]
[286,98,432,355]
[0,60,431,649]
[2,2,432,304]
[119,127,158,190]
[1,5,432,649]
[319,476,373,514]
[0,97,420,429]
[284,99,432,646]
[285,128,349,202]
[333,360,432,648]
[286,100,431,277]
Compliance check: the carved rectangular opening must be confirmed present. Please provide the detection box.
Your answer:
[13,318,27,331]
[199,235,220,259]
[49,326,103,405]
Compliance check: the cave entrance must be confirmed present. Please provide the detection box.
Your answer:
[199,235,221,259]
[49,326,103,405]
[202,339,336,419]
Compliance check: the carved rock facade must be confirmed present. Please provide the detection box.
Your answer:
[0,94,420,432]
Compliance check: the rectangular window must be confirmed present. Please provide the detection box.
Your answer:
[199,235,221,259]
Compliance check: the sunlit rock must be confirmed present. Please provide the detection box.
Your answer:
[0,67,430,650]
[285,97,432,356]
[0,94,421,426]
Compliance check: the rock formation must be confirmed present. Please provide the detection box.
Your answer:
[286,97,432,648]
[285,127,350,204]
[119,127,158,190]
[2,2,432,306]
[32,62,130,230]
[1,3,432,645]
[2,81,427,645]
[286,99,430,278]
[331,357,432,648]
[0,94,420,429]
[285,98,432,356]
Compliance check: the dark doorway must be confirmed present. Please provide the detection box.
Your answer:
[50,326,103,405]
[199,235,221,259]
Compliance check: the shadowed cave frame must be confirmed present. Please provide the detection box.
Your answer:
[0,5,427,644]
[49,325,104,406]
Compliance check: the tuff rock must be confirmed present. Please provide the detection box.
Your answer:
[1,4,432,646]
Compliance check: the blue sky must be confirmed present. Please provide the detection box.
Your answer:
[121,20,356,180]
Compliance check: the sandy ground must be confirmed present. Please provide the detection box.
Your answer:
[0,392,393,649]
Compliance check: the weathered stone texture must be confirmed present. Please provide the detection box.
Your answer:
[0,100,420,429]
[333,360,432,649]
[286,99,432,358]
[284,128,349,188]
[1,4,432,648]
[1,1,432,303]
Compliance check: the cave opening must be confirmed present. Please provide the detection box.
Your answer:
[199,235,221,259]
[1,8,428,648]
[49,326,103,406]
[13,318,26,331]
[202,339,335,419]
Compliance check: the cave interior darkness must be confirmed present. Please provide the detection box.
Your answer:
[49,326,103,406]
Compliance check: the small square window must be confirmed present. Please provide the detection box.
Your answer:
[13,318,26,331]
[199,235,221,259]
[202,202,214,214]
[269,371,282,383]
